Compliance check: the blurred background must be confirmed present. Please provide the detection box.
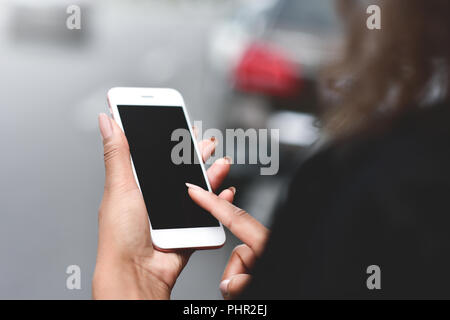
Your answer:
[0,0,341,299]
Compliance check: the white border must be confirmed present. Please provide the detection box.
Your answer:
[107,87,226,250]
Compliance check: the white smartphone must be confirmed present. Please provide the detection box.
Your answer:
[107,87,226,251]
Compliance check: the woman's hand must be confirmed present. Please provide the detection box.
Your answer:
[186,184,270,299]
[93,113,232,299]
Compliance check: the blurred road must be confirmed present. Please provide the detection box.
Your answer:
[0,0,242,299]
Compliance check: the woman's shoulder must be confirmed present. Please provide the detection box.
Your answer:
[280,100,450,230]
[298,101,450,187]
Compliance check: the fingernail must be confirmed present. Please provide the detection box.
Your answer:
[219,279,230,297]
[98,113,113,140]
[185,183,204,191]
[223,156,232,164]
[228,187,236,195]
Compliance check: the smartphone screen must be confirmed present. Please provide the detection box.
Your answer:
[118,105,219,230]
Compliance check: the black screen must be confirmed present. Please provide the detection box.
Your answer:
[118,105,219,229]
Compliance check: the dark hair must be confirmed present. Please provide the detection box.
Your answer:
[322,0,450,139]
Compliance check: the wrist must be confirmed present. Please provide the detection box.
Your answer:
[93,258,171,300]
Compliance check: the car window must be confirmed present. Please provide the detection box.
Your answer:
[273,0,340,32]
[231,0,278,33]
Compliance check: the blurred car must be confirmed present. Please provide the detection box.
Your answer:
[209,0,341,180]
[209,0,277,77]
[209,0,343,112]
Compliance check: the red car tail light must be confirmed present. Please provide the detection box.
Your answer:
[234,43,301,97]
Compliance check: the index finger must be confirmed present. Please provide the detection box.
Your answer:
[186,185,269,256]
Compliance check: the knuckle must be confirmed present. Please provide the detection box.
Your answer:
[232,244,247,254]
[103,135,130,165]
[103,142,122,163]
[227,208,246,231]
[233,208,247,218]
[230,245,241,257]
[231,244,253,272]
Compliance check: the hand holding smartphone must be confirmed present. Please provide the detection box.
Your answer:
[107,87,226,251]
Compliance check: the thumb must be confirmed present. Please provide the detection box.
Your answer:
[98,113,137,193]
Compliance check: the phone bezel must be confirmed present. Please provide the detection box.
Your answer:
[107,87,226,250]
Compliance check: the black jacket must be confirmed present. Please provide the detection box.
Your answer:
[242,102,450,299]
